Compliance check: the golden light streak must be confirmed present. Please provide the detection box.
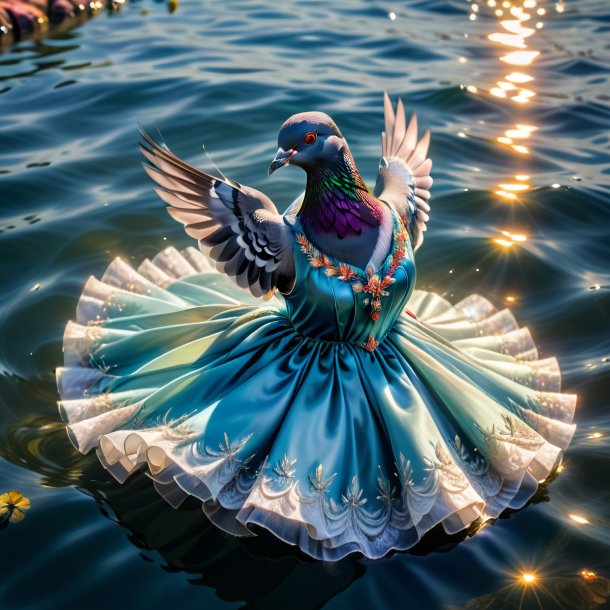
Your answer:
[489,32,526,48]
[471,0,546,205]
[500,19,535,36]
[498,183,529,190]
[505,124,537,138]
[506,129,529,138]
[506,72,533,83]
[569,514,590,525]
[491,87,508,98]
[509,6,531,20]
[500,50,540,65]
[499,230,528,242]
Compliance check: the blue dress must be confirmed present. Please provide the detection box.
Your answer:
[57,206,576,561]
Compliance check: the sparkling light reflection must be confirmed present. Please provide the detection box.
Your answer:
[521,572,537,584]
[569,514,590,525]
[498,183,529,190]
[500,50,540,65]
[506,71,533,83]
[494,229,528,247]
[474,0,551,199]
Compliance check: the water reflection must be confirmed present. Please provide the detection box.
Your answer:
[447,569,610,610]
[0,0,609,607]
[475,0,558,200]
[493,229,528,247]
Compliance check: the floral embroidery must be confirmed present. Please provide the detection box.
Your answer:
[296,212,408,321]
[475,413,545,462]
[361,336,379,352]
[341,475,367,508]
[273,454,297,480]
[308,464,337,493]
[376,468,397,503]
[203,432,255,465]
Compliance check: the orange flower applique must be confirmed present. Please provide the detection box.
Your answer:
[361,336,379,352]
[296,212,408,322]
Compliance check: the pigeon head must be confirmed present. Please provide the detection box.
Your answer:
[269,112,345,175]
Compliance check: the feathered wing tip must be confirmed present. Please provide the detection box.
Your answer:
[382,92,433,250]
[138,125,294,298]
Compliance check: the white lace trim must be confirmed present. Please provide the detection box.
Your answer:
[89,426,568,561]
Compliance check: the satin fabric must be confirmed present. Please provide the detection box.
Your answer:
[56,215,576,561]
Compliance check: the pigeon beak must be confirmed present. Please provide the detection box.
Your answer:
[269,147,294,176]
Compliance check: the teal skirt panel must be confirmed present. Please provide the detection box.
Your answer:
[56,246,576,561]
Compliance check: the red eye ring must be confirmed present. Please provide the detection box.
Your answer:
[304,132,317,145]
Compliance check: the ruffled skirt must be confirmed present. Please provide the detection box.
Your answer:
[56,246,576,561]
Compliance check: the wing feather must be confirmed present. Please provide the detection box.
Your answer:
[140,128,294,297]
[375,93,433,251]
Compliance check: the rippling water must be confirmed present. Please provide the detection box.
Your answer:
[1,1,609,608]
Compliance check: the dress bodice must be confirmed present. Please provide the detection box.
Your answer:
[281,207,416,346]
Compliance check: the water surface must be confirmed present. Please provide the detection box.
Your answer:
[1,1,610,608]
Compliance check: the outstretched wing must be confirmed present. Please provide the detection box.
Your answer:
[374,93,433,251]
[140,129,294,297]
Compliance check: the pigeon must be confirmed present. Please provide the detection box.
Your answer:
[140,93,432,296]
[58,95,576,562]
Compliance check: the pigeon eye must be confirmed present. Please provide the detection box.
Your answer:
[304,132,317,145]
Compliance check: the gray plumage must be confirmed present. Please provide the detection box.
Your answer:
[140,94,432,296]
[140,129,295,297]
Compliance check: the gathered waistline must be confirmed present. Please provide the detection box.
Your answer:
[279,316,390,352]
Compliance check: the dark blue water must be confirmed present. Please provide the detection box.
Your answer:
[1,1,610,608]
